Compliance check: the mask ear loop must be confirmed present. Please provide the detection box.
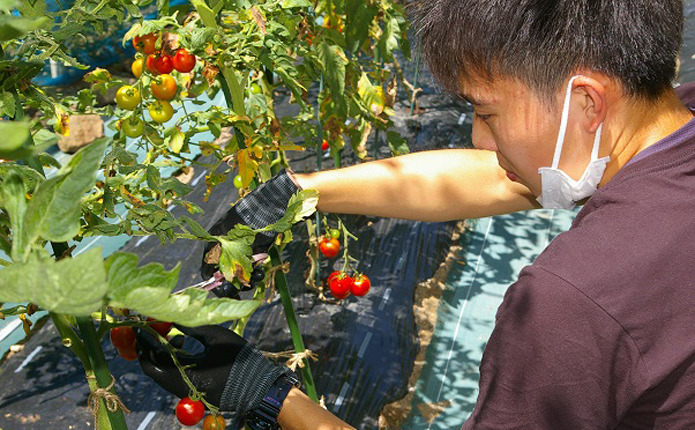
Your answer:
[550,76,580,169]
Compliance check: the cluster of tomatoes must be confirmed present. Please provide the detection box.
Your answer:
[110,318,225,428]
[327,271,371,299]
[115,32,197,137]
[318,228,341,258]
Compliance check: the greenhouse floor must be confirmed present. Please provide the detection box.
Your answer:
[401,208,579,429]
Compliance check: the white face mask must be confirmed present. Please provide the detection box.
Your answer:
[536,75,610,209]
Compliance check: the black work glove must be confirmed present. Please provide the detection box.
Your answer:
[202,169,300,298]
[136,324,291,414]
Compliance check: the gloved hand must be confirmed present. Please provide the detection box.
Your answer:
[202,169,300,298]
[136,324,291,414]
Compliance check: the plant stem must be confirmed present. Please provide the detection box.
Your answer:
[268,247,318,402]
[76,316,129,430]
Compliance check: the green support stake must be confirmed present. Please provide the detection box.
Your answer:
[269,247,319,402]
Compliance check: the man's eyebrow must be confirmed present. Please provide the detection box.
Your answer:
[459,92,485,106]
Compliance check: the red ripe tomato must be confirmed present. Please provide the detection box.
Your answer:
[172,49,196,73]
[351,274,371,296]
[321,140,329,151]
[133,33,158,55]
[150,74,177,100]
[110,326,136,350]
[202,414,226,430]
[117,343,138,361]
[176,397,205,426]
[146,317,173,337]
[148,53,173,75]
[329,273,353,299]
[319,237,340,258]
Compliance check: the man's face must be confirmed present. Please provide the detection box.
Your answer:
[459,74,579,197]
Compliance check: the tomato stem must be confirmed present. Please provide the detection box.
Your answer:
[77,316,129,430]
[268,247,319,402]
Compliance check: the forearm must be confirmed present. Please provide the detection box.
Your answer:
[293,149,539,221]
[278,388,355,430]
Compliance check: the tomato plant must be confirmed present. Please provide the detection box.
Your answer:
[172,49,196,73]
[202,414,226,430]
[176,397,206,426]
[150,74,177,100]
[319,237,340,258]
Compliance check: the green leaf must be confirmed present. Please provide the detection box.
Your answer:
[345,1,378,55]
[0,15,50,41]
[1,172,27,261]
[387,131,410,156]
[317,42,348,96]
[0,121,30,158]
[281,0,311,8]
[22,138,108,253]
[378,17,401,61]
[105,252,261,326]
[0,248,108,315]
[181,216,216,240]
[218,230,254,282]
[264,189,318,234]
[32,129,59,147]
[0,91,15,118]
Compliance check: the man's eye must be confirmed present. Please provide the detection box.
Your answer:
[475,112,492,121]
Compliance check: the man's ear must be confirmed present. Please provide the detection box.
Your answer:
[571,75,608,133]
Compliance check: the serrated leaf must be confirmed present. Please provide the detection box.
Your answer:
[181,216,216,240]
[0,248,108,315]
[105,252,261,326]
[22,138,108,254]
[218,231,254,282]
[317,42,347,96]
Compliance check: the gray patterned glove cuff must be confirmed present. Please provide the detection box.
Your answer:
[219,343,291,414]
[235,169,300,240]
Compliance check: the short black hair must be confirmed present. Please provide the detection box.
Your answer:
[411,0,684,102]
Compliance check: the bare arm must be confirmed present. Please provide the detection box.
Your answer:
[278,388,355,430]
[293,148,539,222]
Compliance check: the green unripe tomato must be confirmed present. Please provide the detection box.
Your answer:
[233,175,244,188]
[328,228,341,239]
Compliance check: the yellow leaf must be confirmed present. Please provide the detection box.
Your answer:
[237,148,258,187]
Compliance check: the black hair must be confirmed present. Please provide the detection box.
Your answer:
[411,0,684,102]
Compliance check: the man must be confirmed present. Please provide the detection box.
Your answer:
[138,0,695,428]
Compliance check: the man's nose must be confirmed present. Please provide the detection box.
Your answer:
[471,124,497,151]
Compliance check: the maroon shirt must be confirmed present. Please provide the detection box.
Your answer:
[463,84,695,429]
